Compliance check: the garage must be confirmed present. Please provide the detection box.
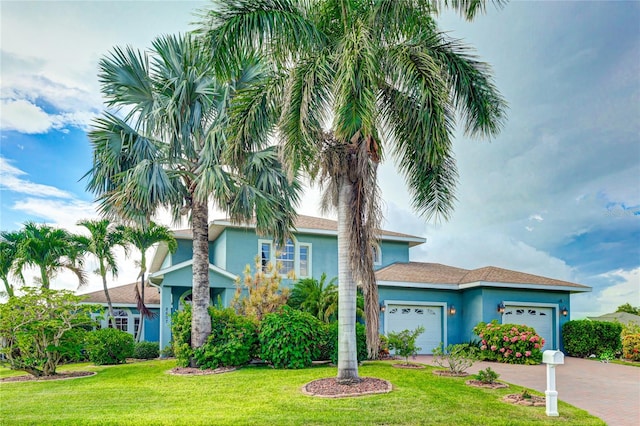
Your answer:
[385,303,443,354]
[502,305,554,351]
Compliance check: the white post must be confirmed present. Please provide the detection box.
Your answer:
[545,363,559,416]
[542,350,564,417]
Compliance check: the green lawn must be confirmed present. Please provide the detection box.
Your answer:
[0,360,604,425]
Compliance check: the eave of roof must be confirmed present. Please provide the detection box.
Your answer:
[375,262,591,293]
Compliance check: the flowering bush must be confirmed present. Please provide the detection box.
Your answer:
[473,320,544,365]
[622,334,640,362]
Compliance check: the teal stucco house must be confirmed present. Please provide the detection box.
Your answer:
[82,215,591,354]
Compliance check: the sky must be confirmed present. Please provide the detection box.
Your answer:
[1,0,638,318]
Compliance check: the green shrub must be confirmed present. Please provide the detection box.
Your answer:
[0,288,97,377]
[171,306,193,367]
[133,342,160,359]
[475,367,500,384]
[432,342,478,374]
[622,334,640,361]
[193,307,258,369]
[85,328,134,365]
[160,344,175,358]
[473,320,543,365]
[259,306,324,368]
[562,320,622,357]
[325,322,368,364]
[387,326,425,365]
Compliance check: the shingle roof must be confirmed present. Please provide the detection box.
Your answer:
[588,312,640,326]
[375,262,589,290]
[79,283,160,305]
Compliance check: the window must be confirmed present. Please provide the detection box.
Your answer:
[372,243,381,266]
[113,309,129,332]
[259,239,312,278]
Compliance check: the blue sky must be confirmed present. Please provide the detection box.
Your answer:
[1,1,638,317]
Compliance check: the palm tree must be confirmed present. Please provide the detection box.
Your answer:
[0,230,23,298]
[288,273,338,322]
[198,0,506,382]
[77,219,127,328]
[123,222,177,342]
[11,222,87,290]
[85,33,300,356]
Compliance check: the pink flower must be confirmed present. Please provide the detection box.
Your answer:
[479,333,484,338]
[525,351,532,357]
[504,352,510,357]
[500,348,506,353]
[481,339,487,345]
[534,343,540,349]
[511,336,519,343]
[491,345,497,351]
[516,352,522,358]
[521,335,527,341]
[529,336,537,342]
[503,336,509,342]
[481,345,487,350]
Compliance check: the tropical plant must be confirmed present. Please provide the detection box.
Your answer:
[0,287,97,377]
[77,219,127,327]
[387,326,425,365]
[432,342,478,374]
[288,273,338,322]
[133,341,160,359]
[123,222,177,341]
[10,222,86,289]
[562,319,622,358]
[198,0,506,382]
[85,33,301,357]
[0,230,22,298]
[233,257,290,322]
[475,367,500,384]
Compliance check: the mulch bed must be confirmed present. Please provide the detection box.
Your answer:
[1,371,95,383]
[503,393,546,406]
[391,363,425,369]
[169,366,236,376]
[465,379,509,389]
[432,370,469,377]
[302,377,392,398]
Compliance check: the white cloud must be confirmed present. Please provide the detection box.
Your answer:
[0,99,55,133]
[0,156,73,198]
[596,268,640,313]
[12,198,96,230]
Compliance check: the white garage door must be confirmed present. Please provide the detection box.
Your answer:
[502,306,553,351]
[385,304,443,355]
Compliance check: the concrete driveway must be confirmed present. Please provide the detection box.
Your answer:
[415,355,640,426]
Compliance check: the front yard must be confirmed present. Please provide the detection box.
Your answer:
[0,360,604,425]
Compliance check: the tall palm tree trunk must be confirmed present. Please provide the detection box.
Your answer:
[2,279,14,298]
[135,272,145,342]
[190,199,211,364]
[336,176,360,384]
[40,266,50,289]
[101,262,116,328]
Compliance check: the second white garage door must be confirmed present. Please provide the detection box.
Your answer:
[502,306,553,351]
[385,304,443,354]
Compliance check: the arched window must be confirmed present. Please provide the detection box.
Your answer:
[372,243,382,266]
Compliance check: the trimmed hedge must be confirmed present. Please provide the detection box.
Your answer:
[194,307,258,369]
[85,328,134,365]
[134,341,159,359]
[259,306,325,368]
[562,320,622,357]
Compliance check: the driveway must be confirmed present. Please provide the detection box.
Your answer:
[415,355,640,426]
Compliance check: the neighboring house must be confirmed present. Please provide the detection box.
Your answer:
[587,312,640,328]
[91,215,592,353]
[80,283,161,343]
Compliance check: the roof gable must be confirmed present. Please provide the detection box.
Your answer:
[78,283,160,305]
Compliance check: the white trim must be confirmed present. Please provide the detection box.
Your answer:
[458,281,590,293]
[372,243,382,266]
[79,302,160,309]
[378,281,459,290]
[298,243,312,278]
[502,301,559,350]
[382,300,448,350]
[258,237,312,278]
[377,280,589,293]
[150,259,238,281]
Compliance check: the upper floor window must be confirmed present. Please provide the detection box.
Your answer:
[372,243,382,266]
[259,238,312,278]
